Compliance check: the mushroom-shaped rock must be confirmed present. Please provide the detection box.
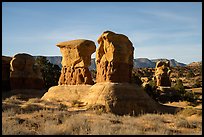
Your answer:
[10,53,44,90]
[57,39,96,85]
[96,31,134,83]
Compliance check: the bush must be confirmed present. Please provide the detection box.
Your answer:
[178,67,184,77]
[186,70,195,78]
[192,81,201,88]
[35,56,61,89]
[182,91,199,104]
[144,78,199,104]
[172,79,185,94]
[143,80,160,102]
[131,74,143,86]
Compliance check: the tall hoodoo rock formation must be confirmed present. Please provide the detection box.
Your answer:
[82,31,179,115]
[57,39,96,85]
[42,32,180,115]
[10,53,44,90]
[154,61,171,87]
[96,31,134,83]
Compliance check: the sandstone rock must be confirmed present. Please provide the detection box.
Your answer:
[10,53,44,90]
[141,77,150,87]
[2,56,12,91]
[56,39,96,85]
[41,85,92,102]
[81,82,180,115]
[96,31,134,83]
[154,61,171,87]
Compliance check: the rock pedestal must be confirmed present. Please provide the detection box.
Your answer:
[57,39,96,85]
[41,85,92,102]
[154,61,171,87]
[81,82,180,115]
[10,53,44,90]
[96,31,134,83]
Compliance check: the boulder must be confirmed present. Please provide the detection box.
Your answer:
[81,82,180,115]
[141,77,151,87]
[56,39,96,85]
[96,31,134,83]
[2,56,12,91]
[10,53,44,90]
[154,61,171,87]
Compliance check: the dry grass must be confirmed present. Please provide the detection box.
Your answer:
[2,93,202,135]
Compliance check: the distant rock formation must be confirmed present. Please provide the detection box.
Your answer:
[96,31,134,83]
[38,57,187,70]
[151,59,186,68]
[154,61,171,87]
[2,56,12,91]
[57,39,96,85]
[10,53,44,90]
[187,61,202,67]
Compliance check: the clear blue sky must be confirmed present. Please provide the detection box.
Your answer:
[2,2,202,64]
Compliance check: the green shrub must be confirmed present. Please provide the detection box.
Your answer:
[144,78,199,104]
[172,79,185,94]
[186,70,195,78]
[192,81,201,88]
[131,74,143,86]
[35,56,61,89]
[144,80,160,102]
[178,67,184,77]
[182,91,199,104]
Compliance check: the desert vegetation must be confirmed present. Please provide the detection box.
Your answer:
[2,72,202,135]
[2,93,202,135]
[35,56,61,89]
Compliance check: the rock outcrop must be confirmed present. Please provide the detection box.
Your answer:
[2,56,12,91]
[154,61,171,87]
[81,82,180,115]
[10,53,44,90]
[41,85,92,102]
[41,32,180,116]
[96,31,134,83]
[57,39,96,85]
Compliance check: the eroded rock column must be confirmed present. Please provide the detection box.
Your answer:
[10,53,44,90]
[154,61,171,87]
[96,31,134,83]
[57,39,96,85]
